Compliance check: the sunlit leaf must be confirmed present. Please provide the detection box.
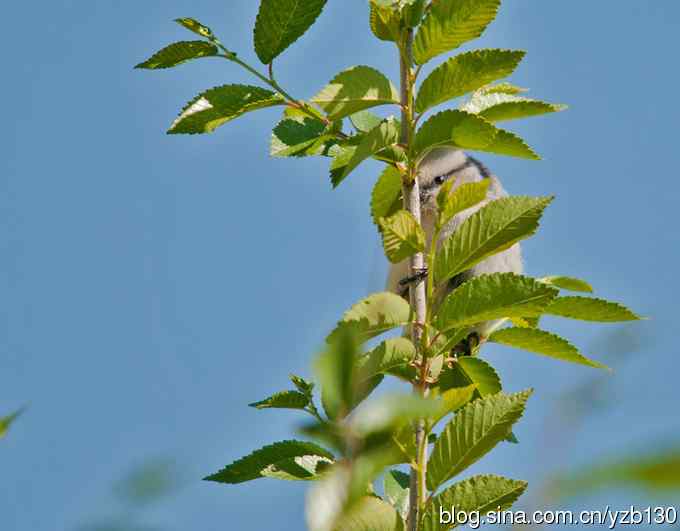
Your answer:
[434,196,553,285]
[371,166,403,227]
[416,49,525,115]
[414,110,498,158]
[538,276,594,293]
[490,327,608,369]
[249,390,311,410]
[379,210,426,263]
[423,474,527,531]
[169,85,285,134]
[254,0,328,64]
[312,66,400,121]
[435,273,558,333]
[427,390,532,491]
[135,41,218,69]
[545,296,641,322]
[414,0,501,65]
[204,440,334,483]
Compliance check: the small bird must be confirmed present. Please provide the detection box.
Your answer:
[386,147,523,353]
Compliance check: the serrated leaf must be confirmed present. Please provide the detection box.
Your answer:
[249,390,311,410]
[312,66,400,121]
[327,292,412,344]
[254,0,328,64]
[379,210,426,263]
[430,384,476,429]
[175,17,214,39]
[356,337,416,383]
[330,144,358,188]
[434,196,553,285]
[538,276,594,293]
[169,84,284,134]
[477,127,540,159]
[437,180,490,229]
[371,166,403,227]
[350,110,384,133]
[135,41,218,70]
[461,92,566,122]
[423,474,527,531]
[414,110,498,158]
[435,273,558,333]
[490,327,608,369]
[335,495,406,531]
[337,118,401,185]
[204,440,334,483]
[414,0,501,65]
[544,296,641,322]
[0,408,24,439]
[416,49,525,115]
[271,116,328,157]
[427,390,532,491]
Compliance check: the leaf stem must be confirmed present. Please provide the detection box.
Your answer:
[400,26,428,531]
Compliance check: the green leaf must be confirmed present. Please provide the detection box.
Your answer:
[384,470,410,519]
[312,66,399,121]
[290,374,315,396]
[253,0,328,64]
[476,127,540,160]
[329,145,360,188]
[350,110,384,133]
[551,448,680,498]
[169,85,285,134]
[371,166,403,227]
[481,82,528,95]
[204,440,334,483]
[440,357,502,397]
[414,0,501,65]
[350,394,440,437]
[317,328,360,420]
[414,110,498,158]
[423,474,527,531]
[538,276,594,293]
[369,2,401,42]
[427,390,532,491]
[249,390,311,410]
[434,196,553,285]
[327,292,412,344]
[437,180,490,229]
[0,408,24,439]
[271,116,328,157]
[461,92,567,122]
[379,210,426,263]
[545,296,642,322]
[337,118,401,185]
[435,273,558,333]
[430,384,476,429]
[175,17,214,39]
[416,50,525,115]
[335,495,406,531]
[135,41,218,70]
[490,327,608,369]
[356,337,416,383]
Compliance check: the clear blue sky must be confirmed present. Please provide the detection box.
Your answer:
[2,1,679,530]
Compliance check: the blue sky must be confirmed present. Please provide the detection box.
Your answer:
[2,1,679,530]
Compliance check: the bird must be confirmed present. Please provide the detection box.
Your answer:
[386,147,523,354]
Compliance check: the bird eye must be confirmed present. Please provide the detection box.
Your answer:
[434,175,446,185]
